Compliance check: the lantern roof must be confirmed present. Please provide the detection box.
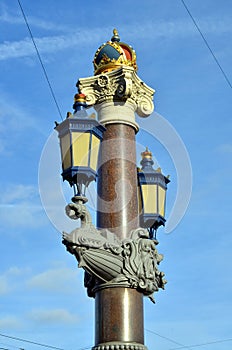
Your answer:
[139,147,170,185]
[93,29,137,75]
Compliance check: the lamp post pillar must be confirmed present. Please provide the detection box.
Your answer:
[96,102,139,239]
[95,105,142,347]
[61,30,167,350]
[78,67,154,350]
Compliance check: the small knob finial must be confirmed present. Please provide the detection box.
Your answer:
[111,28,120,42]
[141,147,152,159]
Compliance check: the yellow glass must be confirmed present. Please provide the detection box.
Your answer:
[158,186,166,217]
[90,134,100,171]
[61,133,71,170]
[142,184,157,213]
[72,132,90,167]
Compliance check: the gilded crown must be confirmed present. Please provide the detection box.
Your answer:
[93,29,137,75]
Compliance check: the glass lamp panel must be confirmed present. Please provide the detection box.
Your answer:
[142,184,157,214]
[72,132,90,167]
[158,186,166,217]
[90,134,100,171]
[60,133,71,170]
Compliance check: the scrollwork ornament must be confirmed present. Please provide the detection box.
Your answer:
[77,67,154,114]
[85,91,97,106]
[136,95,154,117]
[63,202,166,303]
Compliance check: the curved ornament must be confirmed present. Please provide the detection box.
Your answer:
[63,203,166,302]
[136,94,154,117]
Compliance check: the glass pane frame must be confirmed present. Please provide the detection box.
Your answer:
[137,170,169,229]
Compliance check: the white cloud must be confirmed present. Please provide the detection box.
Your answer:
[0,184,46,229]
[0,266,30,294]
[1,184,36,203]
[217,143,232,154]
[28,308,78,324]
[0,3,67,31]
[0,31,98,61]
[27,267,79,292]
[0,315,21,329]
[0,203,46,229]
[0,94,45,134]
[0,276,10,295]
[0,17,231,61]
[0,93,46,156]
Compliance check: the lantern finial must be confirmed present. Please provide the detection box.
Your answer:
[111,28,120,42]
[141,147,152,160]
[73,93,88,115]
[140,147,154,169]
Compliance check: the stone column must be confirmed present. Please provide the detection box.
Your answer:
[78,66,154,350]
[96,101,139,240]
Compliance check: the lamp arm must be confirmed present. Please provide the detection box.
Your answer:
[65,202,92,227]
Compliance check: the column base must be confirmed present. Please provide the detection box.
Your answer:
[92,342,148,350]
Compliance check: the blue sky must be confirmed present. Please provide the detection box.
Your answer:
[0,1,232,350]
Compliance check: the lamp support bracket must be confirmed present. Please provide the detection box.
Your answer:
[63,201,166,303]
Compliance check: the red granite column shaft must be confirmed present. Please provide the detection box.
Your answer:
[97,123,139,239]
[95,122,144,347]
[95,288,144,345]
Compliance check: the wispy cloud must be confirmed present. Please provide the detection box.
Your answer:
[1,184,36,203]
[27,267,79,293]
[0,315,22,330]
[0,30,99,61]
[0,93,46,155]
[28,308,78,325]
[217,143,232,154]
[0,266,30,295]
[0,3,67,31]
[0,276,10,295]
[0,183,46,229]
[0,16,231,61]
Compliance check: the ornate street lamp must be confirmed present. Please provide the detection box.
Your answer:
[55,93,105,199]
[138,147,170,239]
[57,29,169,350]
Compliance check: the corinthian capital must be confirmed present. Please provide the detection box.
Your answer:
[77,66,155,118]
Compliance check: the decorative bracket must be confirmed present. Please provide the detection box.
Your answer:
[63,199,166,303]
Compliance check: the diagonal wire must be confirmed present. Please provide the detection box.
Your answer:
[17,0,63,120]
[168,337,232,349]
[181,0,232,89]
[0,333,91,350]
[145,329,194,350]
[0,333,66,350]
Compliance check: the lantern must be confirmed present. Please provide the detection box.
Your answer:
[138,147,170,239]
[55,94,105,197]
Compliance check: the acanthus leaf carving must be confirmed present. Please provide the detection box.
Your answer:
[77,67,154,118]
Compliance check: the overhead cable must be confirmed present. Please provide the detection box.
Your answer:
[17,0,63,120]
[169,337,232,349]
[146,329,194,350]
[0,333,66,350]
[181,0,232,89]
[0,333,91,350]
